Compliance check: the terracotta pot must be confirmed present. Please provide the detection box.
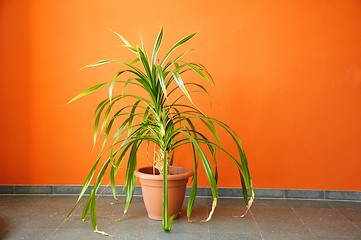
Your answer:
[134,166,194,220]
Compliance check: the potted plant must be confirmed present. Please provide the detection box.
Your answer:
[67,27,254,235]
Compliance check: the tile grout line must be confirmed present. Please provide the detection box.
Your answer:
[248,209,265,240]
[328,201,361,233]
[45,195,84,240]
[291,207,317,239]
[46,219,67,240]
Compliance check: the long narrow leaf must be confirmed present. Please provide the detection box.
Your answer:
[137,46,153,83]
[109,148,118,199]
[172,72,194,105]
[81,59,116,69]
[68,83,107,104]
[152,27,164,64]
[187,144,198,220]
[90,193,97,231]
[68,28,254,234]
[156,65,167,98]
[109,71,126,101]
[181,131,217,204]
[107,28,132,48]
[81,194,92,221]
[66,156,102,219]
[123,142,139,215]
[161,32,197,66]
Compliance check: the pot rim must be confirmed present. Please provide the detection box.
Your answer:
[134,166,194,181]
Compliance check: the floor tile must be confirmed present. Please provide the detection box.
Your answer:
[256,218,313,236]
[303,220,361,238]
[337,208,361,223]
[316,236,361,240]
[329,201,361,210]
[0,229,52,240]
[293,206,347,222]
[0,195,360,239]
[262,234,317,240]
[210,232,263,240]
[251,205,300,220]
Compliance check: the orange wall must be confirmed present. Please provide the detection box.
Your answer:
[1,0,361,190]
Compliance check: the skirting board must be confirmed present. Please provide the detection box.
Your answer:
[0,185,360,201]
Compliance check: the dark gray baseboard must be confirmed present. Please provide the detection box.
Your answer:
[0,185,360,201]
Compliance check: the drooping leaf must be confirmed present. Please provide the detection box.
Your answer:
[90,193,97,231]
[109,71,126,101]
[68,29,254,234]
[123,142,139,216]
[187,144,198,220]
[172,71,194,105]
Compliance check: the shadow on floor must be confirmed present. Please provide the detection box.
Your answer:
[0,217,10,240]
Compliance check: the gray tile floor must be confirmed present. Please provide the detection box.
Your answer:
[0,195,360,239]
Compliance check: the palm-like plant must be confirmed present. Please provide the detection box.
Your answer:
[67,27,254,234]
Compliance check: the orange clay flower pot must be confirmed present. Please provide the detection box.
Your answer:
[134,166,194,220]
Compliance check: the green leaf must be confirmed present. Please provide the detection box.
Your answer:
[163,49,195,72]
[81,194,92,221]
[127,100,142,135]
[169,151,174,165]
[156,65,167,98]
[109,148,117,199]
[93,103,106,145]
[181,130,218,199]
[90,193,97,231]
[107,28,132,47]
[123,142,139,215]
[109,71,126,101]
[112,117,131,140]
[172,71,194,105]
[152,27,164,64]
[82,158,112,230]
[240,171,249,205]
[136,46,153,82]
[68,83,107,104]
[81,59,116,69]
[66,155,102,219]
[161,32,197,66]
[100,102,114,138]
[187,144,198,220]
[69,28,254,232]
[101,106,125,149]
[183,62,214,84]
